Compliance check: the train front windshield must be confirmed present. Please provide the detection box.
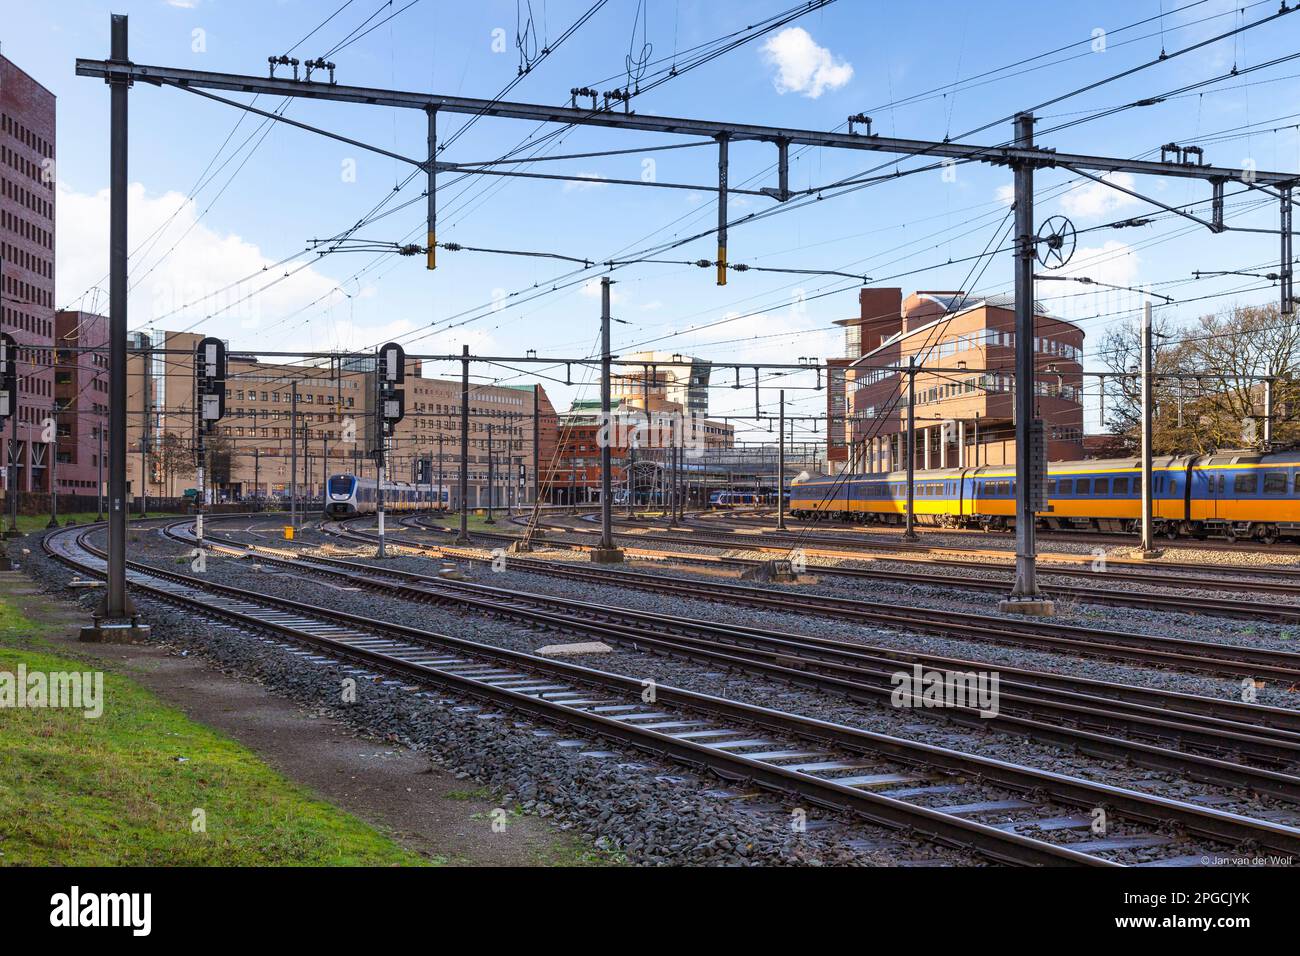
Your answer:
[327,475,354,498]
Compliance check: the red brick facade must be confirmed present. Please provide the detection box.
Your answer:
[1,54,57,492]
[54,311,109,494]
[847,290,1085,471]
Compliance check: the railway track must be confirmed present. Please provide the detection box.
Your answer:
[183,524,1300,803]
[47,519,1300,866]
[501,516,1300,621]
[356,518,1300,680]
[691,512,1300,584]
[703,509,1300,557]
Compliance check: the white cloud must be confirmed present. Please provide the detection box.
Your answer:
[56,181,341,337]
[579,278,626,304]
[319,315,418,352]
[1067,240,1139,287]
[1045,241,1144,323]
[683,297,839,371]
[995,183,1015,207]
[761,28,853,99]
[165,0,199,8]
[562,172,608,193]
[1058,172,1140,219]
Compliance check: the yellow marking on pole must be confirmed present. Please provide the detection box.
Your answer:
[716,246,727,286]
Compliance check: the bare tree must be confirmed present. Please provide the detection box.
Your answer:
[207,433,234,488]
[154,431,194,494]
[1100,303,1299,454]
[1181,303,1300,449]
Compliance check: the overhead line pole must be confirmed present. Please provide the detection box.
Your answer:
[593,278,623,564]
[777,388,787,532]
[1002,112,1052,615]
[904,356,917,542]
[532,384,540,509]
[91,13,142,638]
[1140,300,1156,557]
[456,344,470,543]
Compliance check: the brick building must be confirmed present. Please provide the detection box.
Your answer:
[53,310,109,496]
[398,376,558,508]
[547,399,629,505]
[128,332,559,507]
[613,350,712,417]
[1,53,57,493]
[845,289,1085,471]
[826,288,905,465]
[546,397,735,504]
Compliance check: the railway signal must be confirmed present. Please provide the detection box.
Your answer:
[374,342,406,558]
[194,337,228,529]
[414,456,431,485]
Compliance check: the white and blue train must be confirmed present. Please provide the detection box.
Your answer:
[324,473,449,518]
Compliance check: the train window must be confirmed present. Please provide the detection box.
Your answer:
[1112,476,1130,495]
[1075,478,1091,495]
[1094,478,1110,495]
[1169,479,1178,495]
[1295,473,1300,494]
[1046,480,1057,494]
[1217,475,1226,494]
[1234,473,1258,494]
[1057,479,1072,494]
[1264,472,1287,494]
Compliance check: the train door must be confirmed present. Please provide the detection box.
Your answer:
[1207,470,1224,522]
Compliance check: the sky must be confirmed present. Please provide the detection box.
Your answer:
[3,0,1298,441]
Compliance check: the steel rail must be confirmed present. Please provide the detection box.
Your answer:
[38,522,1121,867]
[184,527,1300,800]
[44,520,1300,862]
[351,517,1300,681]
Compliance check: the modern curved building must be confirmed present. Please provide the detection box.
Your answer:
[838,288,1085,472]
[613,350,712,417]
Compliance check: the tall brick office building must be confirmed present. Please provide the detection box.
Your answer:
[0,53,57,493]
[831,287,1085,472]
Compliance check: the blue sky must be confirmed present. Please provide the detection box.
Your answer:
[4,0,1298,439]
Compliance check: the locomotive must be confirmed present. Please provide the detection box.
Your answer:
[323,473,448,518]
[789,450,1300,544]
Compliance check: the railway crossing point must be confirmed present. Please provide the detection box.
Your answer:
[997,598,1056,617]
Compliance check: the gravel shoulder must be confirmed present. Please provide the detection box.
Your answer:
[25,525,973,867]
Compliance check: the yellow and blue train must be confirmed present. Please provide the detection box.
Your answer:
[789,450,1300,544]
